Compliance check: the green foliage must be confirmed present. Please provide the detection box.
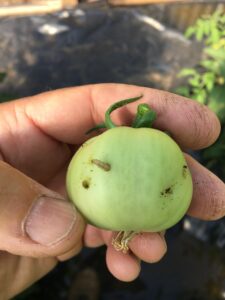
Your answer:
[176,9,225,178]
[185,9,225,44]
[177,9,225,116]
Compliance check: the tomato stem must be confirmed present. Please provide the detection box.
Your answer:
[86,94,157,134]
[105,95,143,129]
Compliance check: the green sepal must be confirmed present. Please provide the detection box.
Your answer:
[132,103,157,128]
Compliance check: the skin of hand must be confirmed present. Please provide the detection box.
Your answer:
[0,83,224,299]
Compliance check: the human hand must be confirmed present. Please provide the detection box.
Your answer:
[0,83,224,299]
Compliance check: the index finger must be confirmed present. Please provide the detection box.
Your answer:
[21,83,220,149]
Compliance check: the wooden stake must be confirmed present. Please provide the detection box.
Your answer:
[0,0,78,17]
[0,3,62,17]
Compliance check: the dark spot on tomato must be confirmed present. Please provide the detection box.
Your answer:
[82,180,90,189]
[165,187,172,194]
[182,165,188,178]
[161,186,173,197]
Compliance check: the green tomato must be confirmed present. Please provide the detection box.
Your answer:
[66,126,193,232]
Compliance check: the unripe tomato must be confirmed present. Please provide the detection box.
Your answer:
[66,95,193,251]
[66,126,193,232]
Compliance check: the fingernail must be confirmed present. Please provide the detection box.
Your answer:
[24,196,76,246]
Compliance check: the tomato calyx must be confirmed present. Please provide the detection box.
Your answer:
[86,95,157,134]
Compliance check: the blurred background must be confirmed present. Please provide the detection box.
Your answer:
[0,0,225,299]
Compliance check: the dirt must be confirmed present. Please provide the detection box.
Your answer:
[0,4,201,99]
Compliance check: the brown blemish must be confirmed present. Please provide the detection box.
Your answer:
[161,186,173,197]
[165,187,173,194]
[91,159,111,171]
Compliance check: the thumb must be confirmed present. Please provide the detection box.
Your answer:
[0,161,85,258]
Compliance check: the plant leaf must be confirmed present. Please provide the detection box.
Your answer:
[178,68,198,77]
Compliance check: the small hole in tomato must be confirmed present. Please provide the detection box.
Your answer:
[82,180,90,189]
[161,185,174,197]
[165,187,172,194]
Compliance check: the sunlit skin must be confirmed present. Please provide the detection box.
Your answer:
[0,83,224,299]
